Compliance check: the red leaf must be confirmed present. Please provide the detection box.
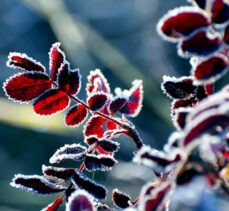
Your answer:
[106,120,118,130]
[193,55,229,84]
[7,52,45,72]
[157,6,210,42]
[3,72,52,103]
[178,30,222,57]
[183,113,229,146]
[43,195,64,211]
[224,24,229,45]
[58,63,81,94]
[49,42,65,81]
[86,69,110,95]
[84,115,106,138]
[119,80,143,117]
[87,92,108,111]
[211,0,229,25]
[204,83,215,95]
[66,190,95,211]
[65,104,88,127]
[33,89,69,115]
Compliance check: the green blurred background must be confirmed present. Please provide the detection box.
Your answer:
[0,0,228,210]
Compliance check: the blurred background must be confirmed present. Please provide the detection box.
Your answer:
[0,0,228,210]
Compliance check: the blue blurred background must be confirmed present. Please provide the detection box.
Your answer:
[0,0,228,210]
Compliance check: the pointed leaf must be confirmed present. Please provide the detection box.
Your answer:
[49,42,65,81]
[7,52,45,72]
[192,55,229,84]
[10,174,65,194]
[157,6,210,42]
[112,189,132,209]
[66,190,95,211]
[33,89,69,115]
[161,76,197,99]
[86,69,110,95]
[87,92,108,111]
[65,104,88,127]
[3,72,52,103]
[72,171,107,199]
[84,115,106,138]
[84,154,117,172]
[49,144,87,164]
[178,30,222,57]
[119,80,143,117]
[58,63,81,94]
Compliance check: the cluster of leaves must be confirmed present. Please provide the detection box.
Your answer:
[126,0,229,210]
[2,0,229,210]
[4,43,144,210]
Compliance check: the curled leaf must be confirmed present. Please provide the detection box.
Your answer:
[7,52,45,72]
[49,42,65,81]
[49,144,87,164]
[86,69,110,95]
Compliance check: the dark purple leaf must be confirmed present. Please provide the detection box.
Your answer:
[72,171,107,199]
[178,30,222,57]
[112,189,132,209]
[49,144,87,164]
[84,154,117,172]
[58,63,81,95]
[10,174,65,194]
[161,76,197,99]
